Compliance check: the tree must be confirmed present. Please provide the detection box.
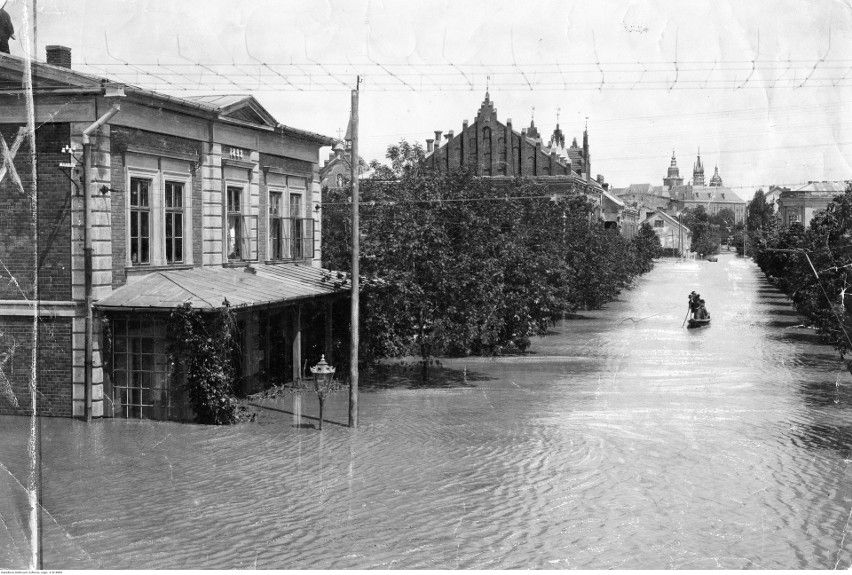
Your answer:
[323,139,655,375]
[751,184,852,373]
[680,205,720,256]
[632,222,663,274]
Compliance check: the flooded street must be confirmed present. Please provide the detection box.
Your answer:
[4,252,852,569]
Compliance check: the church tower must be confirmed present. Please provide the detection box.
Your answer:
[693,149,705,187]
[709,165,723,187]
[663,149,683,189]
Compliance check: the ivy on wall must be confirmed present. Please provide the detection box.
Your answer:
[167,302,239,425]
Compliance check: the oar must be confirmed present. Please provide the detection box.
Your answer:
[682,307,691,327]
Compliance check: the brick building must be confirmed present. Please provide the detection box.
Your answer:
[420,92,627,234]
[0,47,348,421]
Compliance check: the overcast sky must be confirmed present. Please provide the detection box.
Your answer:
[5,0,852,197]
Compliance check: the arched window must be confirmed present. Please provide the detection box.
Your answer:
[482,127,492,176]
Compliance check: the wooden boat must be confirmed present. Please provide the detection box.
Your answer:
[687,317,711,328]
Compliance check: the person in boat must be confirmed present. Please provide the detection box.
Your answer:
[688,291,701,319]
[697,298,710,320]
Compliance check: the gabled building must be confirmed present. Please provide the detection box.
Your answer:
[419,93,630,234]
[0,46,347,421]
[643,210,692,256]
[423,92,605,191]
[319,138,368,190]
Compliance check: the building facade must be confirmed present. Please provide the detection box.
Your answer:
[420,93,630,234]
[0,46,347,421]
[643,210,692,256]
[777,181,850,228]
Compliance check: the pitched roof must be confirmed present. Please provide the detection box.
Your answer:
[602,190,625,207]
[0,54,334,145]
[794,181,849,193]
[94,264,349,312]
[643,210,691,234]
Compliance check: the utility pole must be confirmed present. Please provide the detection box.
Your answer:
[349,78,360,428]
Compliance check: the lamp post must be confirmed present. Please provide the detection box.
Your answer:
[311,355,337,431]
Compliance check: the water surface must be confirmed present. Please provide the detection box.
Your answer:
[3,253,852,569]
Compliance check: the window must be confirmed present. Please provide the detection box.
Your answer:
[110,318,178,420]
[268,178,314,261]
[164,181,184,263]
[126,161,193,269]
[654,219,665,228]
[269,191,283,260]
[787,212,800,225]
[482,127,492,176]
[290,193,306,259]
[227,186,242,260]
[225,184,257,262]
[130,177,151,264]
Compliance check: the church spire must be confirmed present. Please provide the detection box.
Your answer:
[693,148,705,187]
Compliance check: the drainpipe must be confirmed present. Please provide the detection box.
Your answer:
[81,101,121,421]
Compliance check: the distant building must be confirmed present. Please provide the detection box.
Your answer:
[761,185,790,212]
[419,93,637,236]
[612,150,747,224]
[423,93,606,191]
[319,137,368,190]
[777,181,850,228]
[643,210,692,256]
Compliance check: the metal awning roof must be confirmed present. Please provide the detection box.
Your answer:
[94,264,349,312]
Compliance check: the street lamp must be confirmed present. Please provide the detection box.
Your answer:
[311,355,337,430]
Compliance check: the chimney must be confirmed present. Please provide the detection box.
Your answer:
[46,45,72,69]
[434,131,443,146]
[447,130,454,140]
[462,119,469,131]
[426,138,434,153]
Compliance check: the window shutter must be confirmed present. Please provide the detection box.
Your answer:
[240,215,251,260]
[305,217,315,258]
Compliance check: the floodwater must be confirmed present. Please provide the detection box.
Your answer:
[4,252,852,569]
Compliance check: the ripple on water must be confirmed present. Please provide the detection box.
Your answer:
[6,257,852,569]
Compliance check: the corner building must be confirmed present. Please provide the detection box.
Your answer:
[0,46,348,421]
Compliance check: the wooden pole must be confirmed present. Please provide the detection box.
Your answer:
[349,79,360,428]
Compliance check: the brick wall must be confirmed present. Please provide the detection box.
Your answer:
[0,316,73,417]
[0,123,72,301]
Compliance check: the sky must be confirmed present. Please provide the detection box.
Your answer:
[4,0,852,198]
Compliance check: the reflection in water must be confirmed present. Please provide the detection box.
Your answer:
[2,254,852,569]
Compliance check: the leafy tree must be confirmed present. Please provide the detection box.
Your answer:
[751,184,852,372]
[323,140,657,375]
[632,222,663,273]
[680,205,720,256]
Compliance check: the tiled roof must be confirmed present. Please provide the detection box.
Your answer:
[94,264,348,311]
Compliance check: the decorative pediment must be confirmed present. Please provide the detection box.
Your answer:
[183,94,278,127]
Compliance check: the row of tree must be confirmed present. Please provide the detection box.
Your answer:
[322,141,662,371]
[748,185,852,371]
